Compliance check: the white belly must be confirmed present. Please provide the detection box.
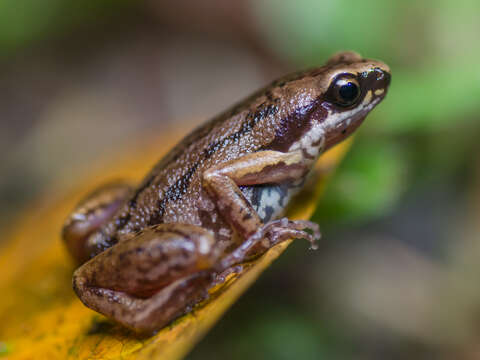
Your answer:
[242,181,303,222]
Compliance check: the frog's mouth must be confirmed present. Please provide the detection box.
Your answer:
[323,94,382,150]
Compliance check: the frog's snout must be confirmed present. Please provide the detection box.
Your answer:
[367,63,391,98]
[376,70,391,96]
[376,67,391,86]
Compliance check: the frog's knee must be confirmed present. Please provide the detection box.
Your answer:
[62,182,132,263]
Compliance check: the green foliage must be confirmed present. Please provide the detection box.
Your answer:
[0,0,134,54]
[314,139,408,224]
[240,313,330,360]
[253,0,398,64]
[372,63,480,133]
[0,0,60,50]
[194,308,335,360]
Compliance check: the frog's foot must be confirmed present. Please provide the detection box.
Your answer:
[212,265,244,287]
[62,181,133,264]
[74,271,212,334]
[217,218,321,271]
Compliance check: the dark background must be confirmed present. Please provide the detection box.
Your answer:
[1,1,479,359]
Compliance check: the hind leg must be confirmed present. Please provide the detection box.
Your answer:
[72,223,221,333]
[62,182,133,264]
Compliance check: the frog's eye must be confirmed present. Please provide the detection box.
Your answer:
[328,75,361,107]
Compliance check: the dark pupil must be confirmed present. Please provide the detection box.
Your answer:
[339,82,358,102]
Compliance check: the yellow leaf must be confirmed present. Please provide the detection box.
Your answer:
[0,126,351,360]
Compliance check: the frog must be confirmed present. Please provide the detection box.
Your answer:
[62,51,391,333]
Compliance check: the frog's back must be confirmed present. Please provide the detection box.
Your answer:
[99,68,329,243]
[107,95,281,240]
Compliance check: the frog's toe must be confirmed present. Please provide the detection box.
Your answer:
[217,218,321,271]
[257,218,321,250]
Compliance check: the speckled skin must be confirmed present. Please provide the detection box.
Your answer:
[63,52,390,333]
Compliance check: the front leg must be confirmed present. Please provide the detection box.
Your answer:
[203,150,320,268]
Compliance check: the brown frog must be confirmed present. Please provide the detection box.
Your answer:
[62,51,391,333]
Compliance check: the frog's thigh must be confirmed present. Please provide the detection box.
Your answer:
[63,181,133,264]
[72,223,219,332]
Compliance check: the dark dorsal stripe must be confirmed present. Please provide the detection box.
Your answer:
[203,103,278,159]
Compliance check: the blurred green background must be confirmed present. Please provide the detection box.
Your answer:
[1,0,479,359]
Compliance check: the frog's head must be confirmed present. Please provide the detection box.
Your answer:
[315,51,391,150]
[269,51,390,157]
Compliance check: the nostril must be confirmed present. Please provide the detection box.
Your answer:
[374,67,386,81]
